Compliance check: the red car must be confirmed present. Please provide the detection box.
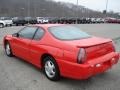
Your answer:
[3,24,119,81]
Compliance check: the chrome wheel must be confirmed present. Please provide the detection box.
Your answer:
[45,60,55,78]
[5,43,11,55]
[43,56,60,81]
[5,42,13,57]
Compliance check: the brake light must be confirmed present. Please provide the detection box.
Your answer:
[77,48,86,64]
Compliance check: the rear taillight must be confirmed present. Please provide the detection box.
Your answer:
[77,48,86,64]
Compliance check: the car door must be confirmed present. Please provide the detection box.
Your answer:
[12,26,38,61]
[29,28,45,67]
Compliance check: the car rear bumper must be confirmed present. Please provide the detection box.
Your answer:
[57,52,119,79]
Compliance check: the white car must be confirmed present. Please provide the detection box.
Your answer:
[37,17,49,24]
[4,19,13,26]
[36,17,43,23]
[0,20,6,28]
[0,17,13,28]
[91,18,97,23]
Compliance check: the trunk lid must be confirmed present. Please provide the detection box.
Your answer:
[64,37,114,61]
[64,37,112,48]
[76,37,112,48]
[85,42,114,60]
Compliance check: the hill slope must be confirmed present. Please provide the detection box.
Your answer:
[0,0,119,18]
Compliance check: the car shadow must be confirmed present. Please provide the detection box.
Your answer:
[56,71,118,90]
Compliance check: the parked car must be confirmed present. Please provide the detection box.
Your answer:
[48,17,60,24]
[91,18,97,23]
[25,17,37,24]
[37,17,49,24]
[67,17,76,24]
[117,19,120,24]
[0,17,13,27]
[0,20,6,28]
[81,18,91,24]
[105,18,118,23]
[12,17,27,26]
[3,24,119,81]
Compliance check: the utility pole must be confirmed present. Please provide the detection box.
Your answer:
[106,0,108,12]
[105,0,109,17]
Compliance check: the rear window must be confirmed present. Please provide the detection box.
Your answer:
[49,25,91,40]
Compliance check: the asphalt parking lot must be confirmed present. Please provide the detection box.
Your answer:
[0,24,120,90]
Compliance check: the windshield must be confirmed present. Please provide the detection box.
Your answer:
[49,25,91,40]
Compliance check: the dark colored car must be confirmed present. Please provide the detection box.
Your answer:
[12,17,27,26]
[25,17,37,24]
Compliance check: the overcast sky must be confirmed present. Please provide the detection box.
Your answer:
[53,0,120,12]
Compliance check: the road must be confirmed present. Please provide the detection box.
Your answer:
[0,24,120,90]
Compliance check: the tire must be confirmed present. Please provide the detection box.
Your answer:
[5,42,13,57]
[6,24,8,27]
[22,24,24,26]
[0,23,4,28]
[43,56,60,81]
[10,24,12,26]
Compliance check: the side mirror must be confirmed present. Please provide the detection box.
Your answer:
[12,33,19,37]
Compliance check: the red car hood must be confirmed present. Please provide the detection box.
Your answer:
[64,37,112,48]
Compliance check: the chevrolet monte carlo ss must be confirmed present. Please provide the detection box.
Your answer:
[3,24,119,81]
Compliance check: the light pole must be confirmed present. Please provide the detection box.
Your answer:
[105,0,109,15]
[106,0,108,12]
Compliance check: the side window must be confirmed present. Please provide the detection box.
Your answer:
[18,27,37,39]
[33,28,44,40]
